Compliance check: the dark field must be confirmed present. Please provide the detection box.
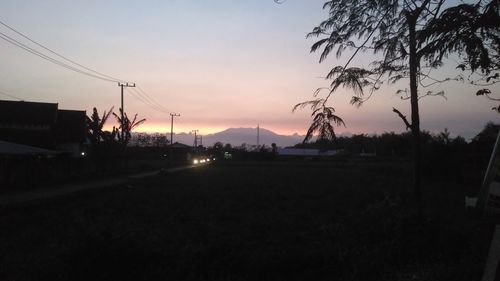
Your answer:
[0,160,492,281]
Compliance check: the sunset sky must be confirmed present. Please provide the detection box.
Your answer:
[0,0,498,139]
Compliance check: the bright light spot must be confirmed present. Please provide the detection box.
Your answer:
[213,158,216,161]
[200,159,206,163]
[207,159,210,162]
[193,159,199,164]
[81,152,86,156]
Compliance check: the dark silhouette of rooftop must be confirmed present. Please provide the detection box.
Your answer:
[0,99,86,150]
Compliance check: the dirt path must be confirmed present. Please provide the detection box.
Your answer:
[0,164,200,206]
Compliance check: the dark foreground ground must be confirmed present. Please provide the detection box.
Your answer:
[0,160,492,281]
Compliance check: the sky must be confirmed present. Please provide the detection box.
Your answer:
[0,0,498,140]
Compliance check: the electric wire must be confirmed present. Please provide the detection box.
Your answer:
[127,88,160,111]
[136,85,170,112]
[127,88,170,114]
[0,19,131,84]
[0,31,119,82]
[0,19,176,117]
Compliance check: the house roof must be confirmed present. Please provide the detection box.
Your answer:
[0,100,87,147]
[169,142,192,149]
[0,100,58,126]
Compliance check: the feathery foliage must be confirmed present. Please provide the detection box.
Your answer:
[304,107,345,142]
[297,0,499,138]
[296,0,499,216]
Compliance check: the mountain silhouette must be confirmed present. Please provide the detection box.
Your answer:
[172,127,304,147]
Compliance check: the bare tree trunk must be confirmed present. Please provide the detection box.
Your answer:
[408,15,424,218]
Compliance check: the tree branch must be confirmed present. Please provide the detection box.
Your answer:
[392,107,412,130]
[321,8,392,107]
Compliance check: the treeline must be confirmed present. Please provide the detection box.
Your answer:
[294,129,466,156]
[293,122,499,182]
[130,133,169,147]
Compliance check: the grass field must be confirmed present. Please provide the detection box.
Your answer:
[0,160,492,281]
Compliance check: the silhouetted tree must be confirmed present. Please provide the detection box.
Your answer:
[478,90,500,113]
[151,134,169,147]
[101,127,119,145]
[295,0,498,216]
[212,142,224,151]
[207,141,224,158]
[271,143,278,154]
[133,133,169,147]
[470,122,500,161]
[419,0,500,112]
[472,122,500,144]
[86,107,114,145]
[113,108,146,146]
[85,107,120,172]
[298,106,345,142]
[136,133,152,147]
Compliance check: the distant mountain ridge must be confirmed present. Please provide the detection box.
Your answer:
[173,127,305,147]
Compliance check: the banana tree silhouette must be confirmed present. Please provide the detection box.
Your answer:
[86,107,114,145]
[102,127,119,144]
[113,108,146,146]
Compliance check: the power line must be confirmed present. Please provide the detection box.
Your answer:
[0,31,118,82]
[134,87,170,113]
[0,19,130,84]
[0,29,173,115]
[137,85,170,113]
[130,88,166,112]
[127,88,170,114]
[0,19,131,83]
[0,19,176,120]
[127,88,157,109]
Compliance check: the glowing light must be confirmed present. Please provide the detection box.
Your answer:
[81,152,86,156]
[193,159,199,164]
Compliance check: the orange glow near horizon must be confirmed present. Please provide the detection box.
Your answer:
[103,121,312,136]
[1,0,496,142]
[133,124,229,135]
[131,120,376,137]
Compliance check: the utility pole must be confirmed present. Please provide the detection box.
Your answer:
[257,124,260,148]
[170,113,180,145]
[192,130,199,147]
[118,82,135,142]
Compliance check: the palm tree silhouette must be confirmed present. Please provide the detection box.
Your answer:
[86,107,114,144]
[113,108,146,145]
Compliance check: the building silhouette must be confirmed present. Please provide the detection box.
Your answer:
[0,100,86,156]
